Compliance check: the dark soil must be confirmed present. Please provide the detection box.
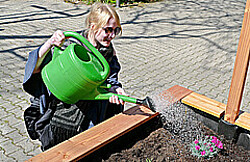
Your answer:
[82,114,250,162]
[105,127,250,161]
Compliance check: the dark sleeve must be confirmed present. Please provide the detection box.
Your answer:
[23,46,40,85]
[106,55,122,89]
[23,46,52,97]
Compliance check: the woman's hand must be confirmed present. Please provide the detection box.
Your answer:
[34,30,66,74]
[109,87,127,105]
[48,30,65,47]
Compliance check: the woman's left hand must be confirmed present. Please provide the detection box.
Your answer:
[109,87,127,105]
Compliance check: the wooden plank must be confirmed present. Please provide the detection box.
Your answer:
[182,92,226,118]
[27,106,159,162]
[225,0,250,123]
[159,85,193,103]
[235,112,250,130]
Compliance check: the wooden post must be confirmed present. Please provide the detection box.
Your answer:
[225,0,250,123]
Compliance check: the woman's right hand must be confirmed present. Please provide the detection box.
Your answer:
[48,30,65,47]
[33,30,66,74]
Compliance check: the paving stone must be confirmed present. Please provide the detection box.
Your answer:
[26,147,42,157]
[0,122,15,136]
[0,136,8,144]
[5,130,26,144]
[0,140,19,155]
[0,0,250,160]
[0,108,9,119]
[8,150,33,162]
[12,122,27,136]
[8,107,24,119]
[15,139,40,154]
[0,150,16,162]
[1,115,20,127]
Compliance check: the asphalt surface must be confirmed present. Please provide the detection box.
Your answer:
[0,0,249,160]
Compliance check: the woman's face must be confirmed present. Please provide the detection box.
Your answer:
[94,17,118,47]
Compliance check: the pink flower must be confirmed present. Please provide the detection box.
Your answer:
[204,143,207,145]
[211,138,217,144]
[212,136,217,140]
[215,140,221,147]
[210,147,213,152]
[194,140,199,144]
[195,145,200,150]
[201,150,206,156]
[217,142,223,149]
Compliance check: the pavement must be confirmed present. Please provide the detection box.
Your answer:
[0,0,249,160]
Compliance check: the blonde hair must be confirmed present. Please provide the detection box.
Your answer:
[85,3,122,40]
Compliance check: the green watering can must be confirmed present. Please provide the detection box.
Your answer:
[41,31,155,111]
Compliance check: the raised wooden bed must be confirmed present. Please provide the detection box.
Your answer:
[27,85,192,161]
[27,106,158,161]
[182,92,226,118]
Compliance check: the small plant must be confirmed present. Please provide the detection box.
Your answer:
[190,135,223,158]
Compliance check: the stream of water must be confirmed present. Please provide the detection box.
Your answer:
[150,90,205,144]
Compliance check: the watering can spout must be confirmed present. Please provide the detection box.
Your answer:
[95,88,156,112]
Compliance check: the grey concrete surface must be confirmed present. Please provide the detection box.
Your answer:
[0,0,249,160]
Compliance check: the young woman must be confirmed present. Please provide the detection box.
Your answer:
[23,2,126,151]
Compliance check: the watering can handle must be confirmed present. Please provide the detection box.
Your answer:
[64,31,110,80]
[54,31,110,80]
